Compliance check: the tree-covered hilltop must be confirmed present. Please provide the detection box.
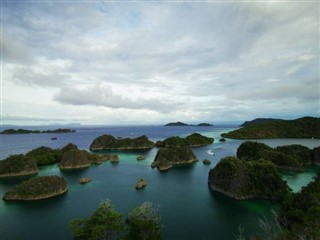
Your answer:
[277,173,320,239]
[70,200,163,240]
[0,128,76,134]
[208,156,290,201]
[222,117,320,139]
[240,118,282,127]
[155,133,214,148]
[26,146,62,166]
[236,141,318,171]
[90,134,155,150]
[164,122,189,126]
[2,176,68,200]
[151,146,198,171]
[0,154,38,178]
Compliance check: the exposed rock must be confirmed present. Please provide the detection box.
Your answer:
[0,154,38,178]
[208,156,290,201]
[203,159,211,165]
[60,149,91,169]
[3,176,68,201]
[135,179,147,189]
[79,177,92,184]
[151,146,198,171]
[90,134,154,150]
[137,156,146,161]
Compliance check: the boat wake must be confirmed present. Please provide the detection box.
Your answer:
[207,149,215,156]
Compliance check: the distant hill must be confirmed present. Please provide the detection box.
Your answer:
[0,128,76,134]
[222,117,320,139]
[240,118,282,127]
[164,122,213,127]
[164,122,189,126]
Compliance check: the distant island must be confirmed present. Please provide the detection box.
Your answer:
[151,146,198,171]
[0,128,76,134]
[90,135,155,150]
[208,156,290,201]
[221,117,320,139]
[155,133,214,148]
[2,176,68,201]
[164,122,213,126]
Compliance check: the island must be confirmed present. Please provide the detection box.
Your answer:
[164,122,213,127]
[135,179,147,189]
[60,149,93,169]
[0,154,38,178]
[90,135,155,150]
[236,141,318,171]
[2,176,68,201]
[79,177,92,184]
[164,122,189,126]
[240,118,282,127]
[221,117,320,139]
[26,146,62,166]
[0,128,76,134]
[155,133,214,148]
[208,156,290,200]
[151,146,198,171]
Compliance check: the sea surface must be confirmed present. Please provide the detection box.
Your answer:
[0,125,319,240]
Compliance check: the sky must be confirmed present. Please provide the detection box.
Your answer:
[1,0,319,125]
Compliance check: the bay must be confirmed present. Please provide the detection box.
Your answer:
[0,125,319,240]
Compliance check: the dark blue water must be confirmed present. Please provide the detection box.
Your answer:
[0,125,319,240]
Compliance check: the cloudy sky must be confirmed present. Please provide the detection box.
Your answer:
[1,1,319,125]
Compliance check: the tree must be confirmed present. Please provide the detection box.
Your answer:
[70,200,124,240]
[125,202,163,240]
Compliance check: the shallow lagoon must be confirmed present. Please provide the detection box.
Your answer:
[0,125,319,240]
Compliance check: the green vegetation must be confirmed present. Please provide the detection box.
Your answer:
[151,146,198,171]
[26,146,62,166]
[70,200,163,240]
[0,154,38,177]
[155,133,214,147]
[208,156,290,200]
[164,122,189,126]
[60,149,92,169]
[240,118,282,127]
[3,176,68,200]
[90,135,155,150]
[197,123,213,126]
[236,173,320,240]
[236,141,316,171]
[0,128,75,134]
[222,117,320,139]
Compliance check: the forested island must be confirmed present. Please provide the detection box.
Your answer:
[0,143,119,176]
[2,176,68,201]
[151,146,198,171]
[155,133,214,147]
[0,128,76,134]
[164,122,213,126]
[208,156,290,200]
[222,117,320,139]
[90,135,155,150]
[237,141,319,172]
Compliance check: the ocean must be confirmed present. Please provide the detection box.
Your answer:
[0,125,319,240]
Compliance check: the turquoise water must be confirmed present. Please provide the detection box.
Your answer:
[0,126,319,240]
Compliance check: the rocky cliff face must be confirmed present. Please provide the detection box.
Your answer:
[3,176,68,200]
[151,146,198,171]
[208,156,290,201]
[90,135,155,150]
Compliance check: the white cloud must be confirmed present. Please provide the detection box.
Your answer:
[1,1,319,125]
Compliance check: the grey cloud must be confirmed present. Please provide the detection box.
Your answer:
[53,85,175,113]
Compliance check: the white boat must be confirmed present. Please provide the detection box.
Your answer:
[207,149,215,156]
